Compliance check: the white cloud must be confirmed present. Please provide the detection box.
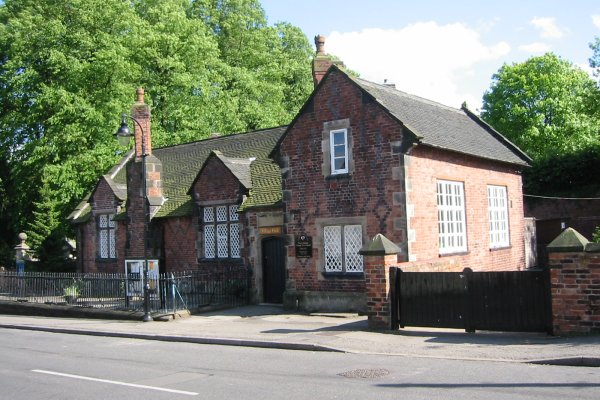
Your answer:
[593,15,600,29]
[576,63,596,79]
[530,17,565,39]
[519,42,551,54]
[326,23,510,108]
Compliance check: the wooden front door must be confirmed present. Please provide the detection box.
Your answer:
[262,237,286,303]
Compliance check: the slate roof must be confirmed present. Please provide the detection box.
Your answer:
[349,73,531,166]
[69,126,286,223]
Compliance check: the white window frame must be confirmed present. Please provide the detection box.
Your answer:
[488,185,510,249]
[329,128,349,175]
[323,224,363,273]
[436,180,467,255]
[203,205,241,259]
[97,213,116,259]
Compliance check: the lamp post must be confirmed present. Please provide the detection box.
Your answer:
[116,114,153,322]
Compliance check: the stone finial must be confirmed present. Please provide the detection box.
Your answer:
[315,34,326,55]
[547,227,589,252]
[18,232,27,244]
[136,87,145,103]
[359,233,402,256]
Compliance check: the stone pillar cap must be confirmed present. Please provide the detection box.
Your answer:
[547,227,589,252]
[359,233,401,256]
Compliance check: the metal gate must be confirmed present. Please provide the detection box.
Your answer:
[391,268,552,333]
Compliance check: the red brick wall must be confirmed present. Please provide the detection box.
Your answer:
[192,156,246,271]
[364,254,397,329]
[162,217,197,272]
[549,250,600,334]
[125,160,148,260]
[280,69,406,294]
[79,178,124,273]
[280,68,527,300]
[192,157,242,203]
[404,146,526,271]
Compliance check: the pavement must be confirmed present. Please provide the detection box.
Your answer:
[1,304,599,365]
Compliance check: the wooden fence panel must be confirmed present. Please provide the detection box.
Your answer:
[393,268,551,333]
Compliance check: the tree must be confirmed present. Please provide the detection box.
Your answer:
[0,0,141,258]
[0,0,313,268]
[481,53,600,161]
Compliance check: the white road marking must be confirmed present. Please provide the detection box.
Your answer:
[32,369,198,396]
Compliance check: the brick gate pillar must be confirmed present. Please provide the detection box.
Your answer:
[359,234,401,330]
[547,228,600,335]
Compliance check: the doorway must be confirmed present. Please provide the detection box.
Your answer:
[261,237,286,303]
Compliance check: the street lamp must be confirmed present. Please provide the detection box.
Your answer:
[115,113,153,322]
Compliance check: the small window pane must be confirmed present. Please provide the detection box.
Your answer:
[229,205,239,221]
[99,230,108,258]
[217,224,228,258]
[333,131,345,145]
[216,206,227,222]
[204,207,214,223]
[109,230,116,258]
[334,158,346,170]
[324,226,343,272]
[230,224,240,258]
[344,225,363,273]
[333,145,345,157]
[204,225,215,258]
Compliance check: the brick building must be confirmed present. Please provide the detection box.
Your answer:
[69,36,530,312]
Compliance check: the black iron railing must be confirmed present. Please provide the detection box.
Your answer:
[0,268,249,314]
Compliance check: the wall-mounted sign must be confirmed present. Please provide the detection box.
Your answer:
[259,226,282,235]
[295,234,312,258]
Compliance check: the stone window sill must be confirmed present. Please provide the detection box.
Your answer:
[322,272,364,279]
[438,251,469,257]
[490,245,511,251]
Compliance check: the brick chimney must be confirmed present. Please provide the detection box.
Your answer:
[131,87,152,161]
[125,87,164,243]
[312,35,345,87]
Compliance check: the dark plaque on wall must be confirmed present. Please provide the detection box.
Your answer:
[295,234,313,258]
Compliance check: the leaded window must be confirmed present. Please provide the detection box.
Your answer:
[437,180,467,254]
[324,224,363,273]
[203,205,240,259]
[488,185,509,248]
[98,214,116,259]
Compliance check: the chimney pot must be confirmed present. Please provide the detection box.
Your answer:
[131,87,151,160]
[315,34,326,55]
[136,87,144,103]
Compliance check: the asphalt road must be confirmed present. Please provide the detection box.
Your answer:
[1,328,599,400]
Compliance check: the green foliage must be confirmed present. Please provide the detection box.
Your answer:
[523,145,600,196]
[592,226,600,243]
[481,53,600,161]
[0,0,313,267]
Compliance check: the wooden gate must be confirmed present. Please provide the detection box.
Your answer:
[391,268,552,333]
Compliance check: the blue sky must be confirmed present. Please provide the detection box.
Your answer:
[261,0,600,110]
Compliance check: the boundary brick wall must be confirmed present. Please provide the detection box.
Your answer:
[548,250,600,334]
